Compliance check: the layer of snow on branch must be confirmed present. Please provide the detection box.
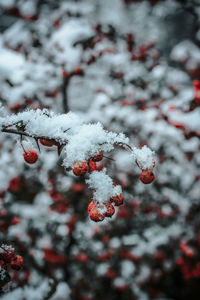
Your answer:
[0,109,82,141]
[0,109,128,166]
[132,145,155,170]
[63,122,128,167]
[86,170,122,204]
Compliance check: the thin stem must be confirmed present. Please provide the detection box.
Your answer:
[62,76,70,114]
[103,155,115,161]
[0,245,15,257]
[20,135,26,153]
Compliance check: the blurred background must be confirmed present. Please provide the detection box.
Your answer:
[0,0,200,299]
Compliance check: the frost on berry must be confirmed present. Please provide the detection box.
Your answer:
[86,170,123,221]
[89,205,105,222]
[104,202,115,217]
[86,170,122,205]
[72,161,89,176]
[23,149,38,164]
[91,151,103,162]
[88,160,97,172]
[110,194,124,207]
[0,245,15,263]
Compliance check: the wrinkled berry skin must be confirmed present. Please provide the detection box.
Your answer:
[89,206,105,222]
[104,202,115,217]
[91,151,103,162]
[10,255,24,270]
[72,161,89,176]
[140,169,155,184]
[88,200,96,214]
[110,194,124,206]
[23,150,38,164]
[89,160,97,172]
[40,139,55,147]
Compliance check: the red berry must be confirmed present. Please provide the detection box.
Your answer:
[95,163,104,171]
[71,183,85,193]
[89,206,105,222]
[193,80,200,89]
[40,139,55,147]
[0,250,14,263]
[73,67,84,76]
[110,194,124,206]
[91,151,103,162]
[89,160,97,172]
[61,70,69,77]
[10,255,24,270]
[8,177,21,192]
[11,217,20,225]
[88,200,96,214]
[104,202,115,217]
[23,150,38,164]
[0,261,7,271]
[72,161,89,176]
[140,169,155,184]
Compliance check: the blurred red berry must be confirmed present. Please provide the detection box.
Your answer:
[0,249,15,263]
[10,255,24,270]
[8,177,21,192]
[11,217,20,226]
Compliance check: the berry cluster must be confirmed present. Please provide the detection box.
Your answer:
[2,110,156,224]
[0,245,24,288]
[88,193,124,222]
[21,143,156,222]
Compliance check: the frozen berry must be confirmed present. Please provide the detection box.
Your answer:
[0,249,14,263]
[72,161,89,176]
[10,255,24,270]
[88,200,96,214]
[91,151,103,162]
[40,139,55,147]
[104,202,115,217]
[140,169,155,184]
[110,194,124,206]
[89,160,97,172]
[89,206,105,222]
[23,150,38,164]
